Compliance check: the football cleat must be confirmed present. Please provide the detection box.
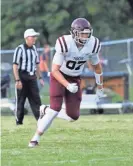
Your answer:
[28,141,39,148]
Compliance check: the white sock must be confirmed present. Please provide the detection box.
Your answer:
[38,107,58,133]
[31,133,40,142]
[37,118,41,127]
[57,108,74,122]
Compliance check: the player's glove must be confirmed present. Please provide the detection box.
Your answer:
[96,88,104,99]
[66,83,78,93]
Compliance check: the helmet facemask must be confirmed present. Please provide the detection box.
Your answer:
[71,28,93,45]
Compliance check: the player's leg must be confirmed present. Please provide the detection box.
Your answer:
[29,74,65,147]
[64,79,82,121]
[57,107,75,122]
[57,78,81,122]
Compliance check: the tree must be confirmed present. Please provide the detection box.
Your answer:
[1,0,133,49]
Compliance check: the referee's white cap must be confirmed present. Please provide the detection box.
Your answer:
[24,29,40,38]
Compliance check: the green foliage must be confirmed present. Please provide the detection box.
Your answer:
[1,0,133,49]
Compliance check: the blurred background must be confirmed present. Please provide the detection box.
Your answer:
[1,0,133,114]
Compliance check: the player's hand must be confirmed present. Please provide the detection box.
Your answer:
[96,88,104,99]
[66,83,78,93]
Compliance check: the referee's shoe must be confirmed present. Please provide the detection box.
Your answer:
[16,120,23,125]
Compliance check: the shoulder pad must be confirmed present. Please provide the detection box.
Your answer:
[91,36,101,54]
[55,36,68,54]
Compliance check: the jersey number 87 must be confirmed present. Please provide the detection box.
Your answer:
[66,60,86,70]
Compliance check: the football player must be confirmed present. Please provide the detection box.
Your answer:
[28,18,104,147]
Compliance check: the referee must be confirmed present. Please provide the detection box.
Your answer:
[13,28,44,125]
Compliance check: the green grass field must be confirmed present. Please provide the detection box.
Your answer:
[1,114,133,166]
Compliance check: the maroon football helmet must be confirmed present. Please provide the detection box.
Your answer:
[70,18,93,45]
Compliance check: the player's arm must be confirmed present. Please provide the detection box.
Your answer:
[93,62,103,89]
[89,52,104,98]
[89,53,103,87]
[52,63,78,94]
[87,61,93,71]
[52,37,78,93]
[90,53,103,88]
[51,52,69,87]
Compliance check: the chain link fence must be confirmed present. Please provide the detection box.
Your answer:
[101,39,133,101]
[1,38,133,102]
[101,39,133,73]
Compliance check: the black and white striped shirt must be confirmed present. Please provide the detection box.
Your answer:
[13,43,40,72]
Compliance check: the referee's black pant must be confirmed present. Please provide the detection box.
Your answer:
[15,71,41,124]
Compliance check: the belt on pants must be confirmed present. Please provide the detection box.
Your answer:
[19,70,36,76]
